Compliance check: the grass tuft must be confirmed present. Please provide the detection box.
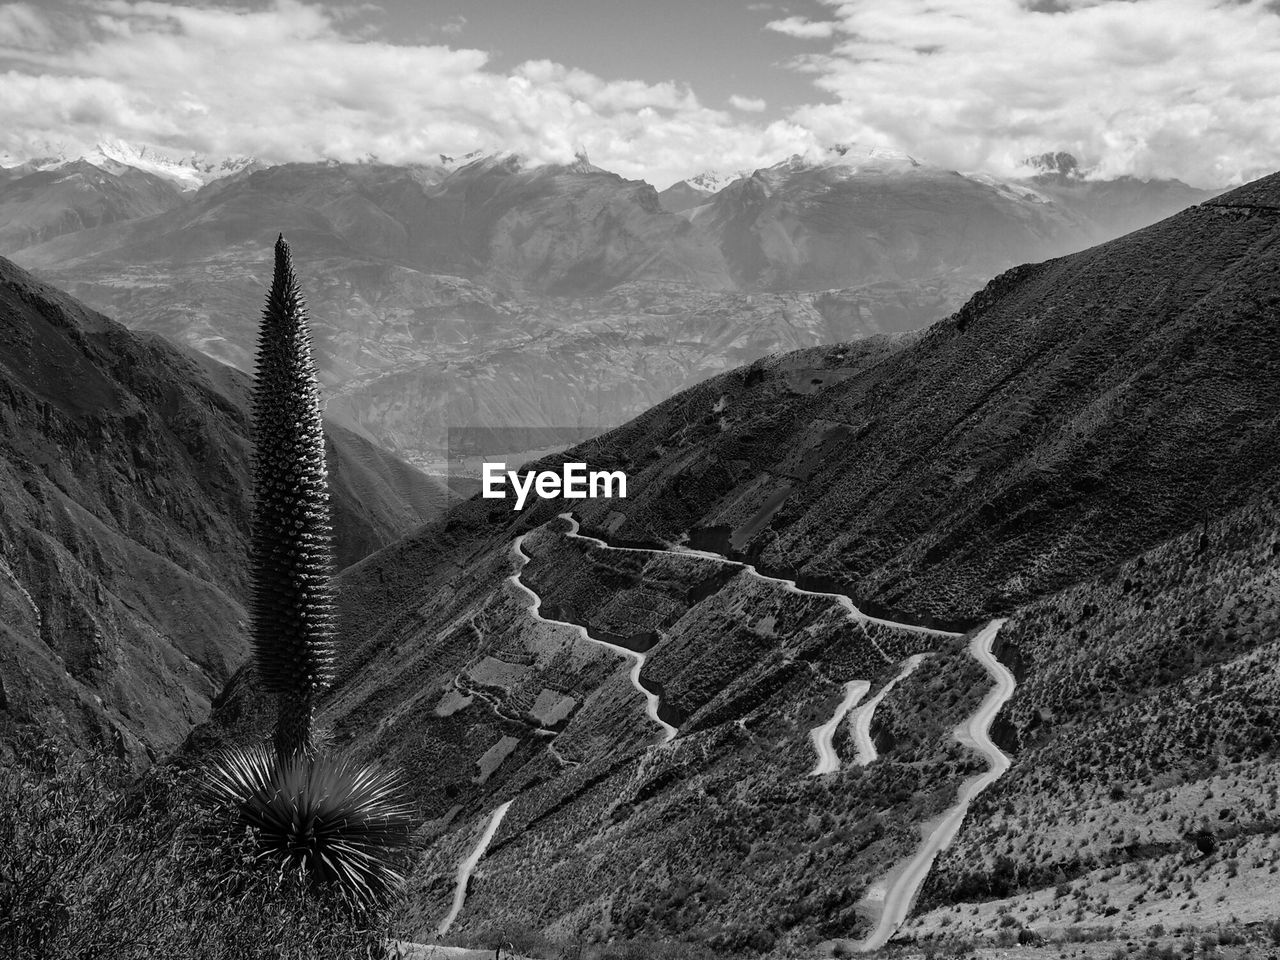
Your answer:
[197,744,418,909]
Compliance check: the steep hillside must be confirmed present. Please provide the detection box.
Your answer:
[559,177,1280,622]
[0,256,447,760]
[905,483,1280,946]
[263,172,1280,955]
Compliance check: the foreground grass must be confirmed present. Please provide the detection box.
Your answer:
[0,742,397,959]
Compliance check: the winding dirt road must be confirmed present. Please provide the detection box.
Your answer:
[849,653,927,767]
[510,535,678,743]
[555,513,968,771]
[559,513,959,657]
[854,619,1014,952]
[809,680,872,775]
[437,800,514,936]
[494,520,1008,953]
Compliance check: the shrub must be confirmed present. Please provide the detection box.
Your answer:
[1215,928,1244,946]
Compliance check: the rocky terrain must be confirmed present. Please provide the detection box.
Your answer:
[0,255,447,760]
[0,148,1214,467]
[165,170,1280,955]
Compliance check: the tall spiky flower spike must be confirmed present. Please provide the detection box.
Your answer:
[251,234,336,759]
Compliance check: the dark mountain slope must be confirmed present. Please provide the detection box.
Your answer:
[0,256,447,759]
[557,177,1280,622]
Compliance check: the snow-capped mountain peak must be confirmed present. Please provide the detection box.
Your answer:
[765,143,924,180]
[82,138,258,191]
[0,145,69,175]
[684,169,749,193]
[2,138,258,191]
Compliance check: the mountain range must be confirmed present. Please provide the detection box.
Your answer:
[0,143,1216,469]
[173,170,1280,953]
[0,138,260,192]
[4,138,1274,956]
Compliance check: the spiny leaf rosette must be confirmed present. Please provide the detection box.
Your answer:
[197,745,416,910]
[251,234,336,759]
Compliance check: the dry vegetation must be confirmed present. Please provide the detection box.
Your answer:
[0,744,396,959]
[909,490,1280,949]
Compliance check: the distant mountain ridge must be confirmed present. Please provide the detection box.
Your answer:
[1,137,259,191]
[686,148,1213,291]
[0,159,186,250]
[0,143,1219,467]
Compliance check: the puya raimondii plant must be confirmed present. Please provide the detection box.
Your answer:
[251,233,337,760]
[197,235,416,912]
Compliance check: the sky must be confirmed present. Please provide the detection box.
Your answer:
[1,0,1279,188]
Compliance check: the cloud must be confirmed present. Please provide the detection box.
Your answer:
[438,14,466,37]
[1,0,1277,188]
[729,94,768,112]
[765,16,840,38]
[0,0,813,187]
[786,0,1280,186]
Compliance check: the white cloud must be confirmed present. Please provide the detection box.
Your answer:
[0,0,812,188]
[438,14,466,37]
[1,0,1278,188]
[788,0,1280,186]
[729,94,768,112]
[765,16,840,39]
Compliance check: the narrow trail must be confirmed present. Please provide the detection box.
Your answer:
[809,680,872,775]
[853,619,1015,953]
[850,653,927,767]
[510,535,678,744]
[437,800,514,936]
